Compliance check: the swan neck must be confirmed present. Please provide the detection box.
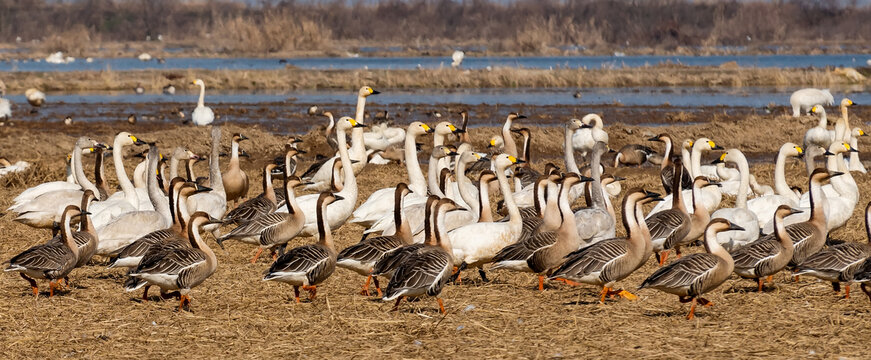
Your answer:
[112,137,138,205]
[147,151,171,223]
[404,133,426,194]
[502,118,518,158]
[455,157,478,216]
[207,129,224,192]
[197,83,205,107]
[72,144,98,197]
[495,163,521,222]
[336,125,356,195]
[773,148,793,200]
[735,153,750,208]
[427,154,446,198]
[564,126,579,173]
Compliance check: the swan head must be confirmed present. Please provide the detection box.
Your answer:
[810,105,826,115]
[841,98,855,107]
[75,136,100,149]
[487,135,504,149]
[581,113,603,128]
[853,128,866,137]
[781,142,803,159]
[828,141,857,155]
[682,139,694,150]
[493,153,524,170]
[435,121,463,136]
[171,147,195,161]
[432,145,459,159]
[457,150,482,165]
[711,148,744,166]
[693,138,723,151]
[192,79,205,87]
[358,86,380,97]
[407,121,433,136]
[566,118,585,131]
[336,116,367,131]
[116,132,146,147]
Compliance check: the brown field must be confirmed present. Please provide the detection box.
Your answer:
[0,104,870,358]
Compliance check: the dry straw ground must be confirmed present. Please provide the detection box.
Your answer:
[1,108,870,358]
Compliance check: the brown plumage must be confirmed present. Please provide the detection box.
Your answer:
[646,160,692,265]
[648,133,691,194]
[731,205,799,292]
[222,133,250,203]
[613,144,655,168]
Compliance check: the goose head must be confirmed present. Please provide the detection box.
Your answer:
[358,86,380,97]
[171,147,199,162]
[810,168,843,186]
[648,133,672,143]
[774,205,802,220]
[693,176,720,190]
[492,153,524,171]
[706,218,745,236]
[543,163,561,177]
[407,121,433,137]
[284,175,305,189]
[395,182,413,197]
[180,181,212,197]
[487,135,504,149]
[317,192,343,209]
[75,136,101,149]
[560,172,594,190]
[232,133,249,143]
[116,132,147,147]
[435,121,464,136]
[479,170,498,186]
[336,116,367,131]
[510,127,531,137]
[432,145,459,159]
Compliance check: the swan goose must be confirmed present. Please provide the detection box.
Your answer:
[222,163,281,225]
[278,117,366,238]
[191,79,214,126]
[572,113,609,160]
[511,127,540,187]
[648,134,691,195]
[550,188,660,301]
[371,197,439,280]
[12,137,104,228]
[383,197,459,314]
[96,145,173,255]
[448,154,524,282]
[217,150,307,263]
[223,133,250,204]
[710,149,760,251]
[337,183,414,297]
[646,160,692,265]
[351,122,433,227]
[491,173,592,290]
[794,201,871,299]
[648,138,723,216]
[263,192,342,303]
[746,143,803,227]
[5,205,82,297]
[639,218,743,320]
[126,211,223,311]
[731,205,799,292]
[51,190,99,270]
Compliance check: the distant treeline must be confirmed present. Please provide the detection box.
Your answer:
[0,0,869,54]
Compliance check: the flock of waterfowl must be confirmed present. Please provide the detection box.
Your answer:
[4,84,871,321]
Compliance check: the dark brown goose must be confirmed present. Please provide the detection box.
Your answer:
[731,205,799,292]
[337,183,414,297]
[5,205,82,297]
[126,211,223,311]
[372,197,440,279]
[639,218,743,320]
[649,133,691,194]
[263,192,341,303]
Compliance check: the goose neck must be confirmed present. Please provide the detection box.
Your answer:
[316,201,334,249]
[188,218,217,271]
[230,140,240,163]
[704,227,731,263]
[542,181,561,230]
[427,154,447,198]
[207,129,224,193]
[455,157,478,216]
[478,181,494,222]
[773,214,792,248]
[185,159,197,182]
[263,167,276,204]
[94,149,109,200]
[434,206,454,252]
[61,211,79,258]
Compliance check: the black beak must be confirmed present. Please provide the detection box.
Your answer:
[425,127,434,134]
[292,138,304,143]
[453,128,466,134]
[514,159,526,164]
[613,176,626,181]
[728,224,745,232]
[850,147,859,153]
[579,175,594,182]
[829,171,845,178]
[194,185,212,193]
[647,136,662,142]
[712,145,725,150]
[133,152,146,159]
[447,151,459,156]
[354,122,368,128]
[334,195,346,201]
[240,150,251,158]
[134,139,147,146]
[789,208,803,216]
[796,152,805,159]
[711,158,724,164]
[215,237,225,250]
[371,90,381,95]
[823,150,835,156]
[294,149,308,154]
[239,134,249,141]
[271,168,284,176]
[580,124,592,129]
[644,190,661,198]
[517,115,527,119]
[708,181,723,187]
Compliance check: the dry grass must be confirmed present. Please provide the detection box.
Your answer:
[0,109,870,358]
[0,65,857,94]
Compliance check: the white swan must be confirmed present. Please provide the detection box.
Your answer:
[187,126,228,235]
[96,145,173,255]
[804,105,832,151]
[279,117,366,238]
[572,114,609,160]
[790,88,834,116]
[0,87,10,120]
[10,146,97,208]
[746,143,803,227]
[847,127,867,173]
[351,122,434,227]
[648,138,724,217]
[25,88,45,108]
[191,79,214,126]
[90,132,152,226]
[709,149,759,251]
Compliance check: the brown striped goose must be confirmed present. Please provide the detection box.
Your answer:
[647,160,692,265]
[337,183,413,297]
[510,127,540,187]
[613,144,655,168]
[216,161,307,264]
[126,211,223,311]
[639,218,744,320]
[731,205,799,292]
[549,188,660,301]
[383,197,459,314]
[263,192,341,303]
[648,133,691,194]
[5,205,83,297]
[491,174,593,290]
[794,201,871,298]
[372,197,440,280]
[222,163,281,225]
[223,133,250,204]
[47,190,99,274]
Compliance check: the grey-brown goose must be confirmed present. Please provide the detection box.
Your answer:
[613,144,655,168]
[732,205,799,292]
[126,211,223,311]
[639,218,743,320]
[216,171,307,263]
[493,174,593,291]
[337,183,414,297]
[667,176,718,256]
[758,169,836,269]
[383,197,459,314]
[549,189,660,301]
[795,201,871,298]
[372,197,440,279]
[263,192,341,303]
[492,174,562,268]
[109,178,208,269]
[47,190,99,271]
[222,163,281,225]
[223,133,250,204]
[647,159,692,265]
[511,127,540,187]
[649,133,691,194]
[5,205,82,297]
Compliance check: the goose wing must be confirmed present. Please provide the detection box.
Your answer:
[551,239,629,282]
[338,235,404,264]
[224,196,276,223]
[7,243,72,273]
[132,247,205,277]
[493,230,556,264]
[267,244,331,279]
[646,210,687,240]
[385,248,451,297]
[640,253,719,294]
[224,213,289,238]
[372,244,425,276]
[113,229,179,263]
[796,243,871,274]
[301,156,333,180]
[731,239,782,270]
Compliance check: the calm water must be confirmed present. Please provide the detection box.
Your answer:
[3,54,871,72]
[7,86,869,108]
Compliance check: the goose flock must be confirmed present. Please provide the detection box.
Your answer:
[3,85,871,321]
